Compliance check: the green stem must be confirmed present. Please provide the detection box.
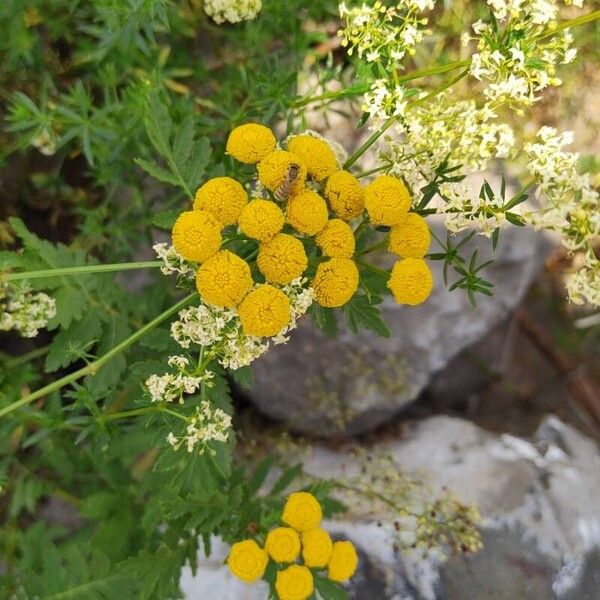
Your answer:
[292,58,471,109]
[344,67,470,170]
[344,117,399,169]
[4,345,50,369]
[4,261,163,282]
[357,260,390,279]
[542,9,600,37]
[101,406,160,422]
[0,292,198,419]
[357,236,389,256]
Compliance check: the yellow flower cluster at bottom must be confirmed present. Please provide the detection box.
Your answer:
[227,491,359,600]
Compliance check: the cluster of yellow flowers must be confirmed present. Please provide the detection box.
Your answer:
[170,122,434,340]
[227,491,358,600]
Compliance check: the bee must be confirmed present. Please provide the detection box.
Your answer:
[274,163,301,201]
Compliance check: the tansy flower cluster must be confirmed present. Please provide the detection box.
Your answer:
[168,122,435,323]
[227,491,359,600]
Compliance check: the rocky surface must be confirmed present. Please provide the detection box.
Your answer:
[183,415,600,600]
[246,223,553,436]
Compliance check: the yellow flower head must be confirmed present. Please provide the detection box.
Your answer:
[315,219,355,258]
[287,135,338,182]
[388,213,431,258]
[226,123,276,164]
[238,284,291,337]
[286,190,329,236]
[327,540,358,583]
[275,565,314,600]
[238,199,285,242]
[301,528,333,568]
[364,175,411,226]
[257,233,308,284]
[313,258,359,308]
[281,491,322,532]
[264,527,301,563]
[171,210,222,263]
[324,170,365,221]
[193,177,248,226]
[196,250,253,307]
[257,150,307,195]
[387,258,433,306]
[227,539,269,583]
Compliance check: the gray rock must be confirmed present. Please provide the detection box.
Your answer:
[184,416,600,600]
[248,223,552,435]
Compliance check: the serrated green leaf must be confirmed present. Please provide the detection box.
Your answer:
[343,295,390,338]
[135,157,180,187]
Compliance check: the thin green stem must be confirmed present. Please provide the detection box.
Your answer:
[101,406,159,422]
[4,345,50,369]
[357,260,389,279]
[0,292,198,419]
[344,67,470,170]
[344,116,399,169]
[4,261,163,282]
[292,58,471,109]
[541,9,600,37]
[357,236,389,256]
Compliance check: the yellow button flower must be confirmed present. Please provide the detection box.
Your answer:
[324,170,365,221]
[286,190,329,236]
[238,199,285,242]
[257,150,307,196]
[364,175,411,226]
[315,219,355,258]
[313,258,359,308]
[193,177,248,226]
[287,135,338,182]
[387,258,433,306]
[227,539,269,583]
[226,123,276,164]
[171,210,222,263]
[238,284,291,337]
[301,528,333,568]
[257,233,308,284]
[275,565,314,600]
[264,527,301,563]
[196,250,253,307]
[281,492,322,532]
[388,212,431,258]
[327,540,358,582]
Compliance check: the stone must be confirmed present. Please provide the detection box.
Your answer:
[247,222,553,435]
[185,416,600,599]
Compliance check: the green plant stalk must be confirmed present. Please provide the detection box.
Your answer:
[345,66,471,170]
[4,345,50,369]
[0,292,198,419]
[292,58,471,108]
[4,261,163,282]
[543,9,600,37]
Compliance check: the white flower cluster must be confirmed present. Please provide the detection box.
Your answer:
[153,242,194,278]
[170,278,315,371]
[467,0,582,107]
[339,0,435,65]
[524,127,599,250]
[566,255,600,307]
[377,92,516,234]
[362,79,408,125]
[167,400,232,454]
[145,355,214,404]
[523,126,600,306]
[0,283,56,338]
[203,0,262,24]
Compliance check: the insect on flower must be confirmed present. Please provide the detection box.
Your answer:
[275,162,302,201]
